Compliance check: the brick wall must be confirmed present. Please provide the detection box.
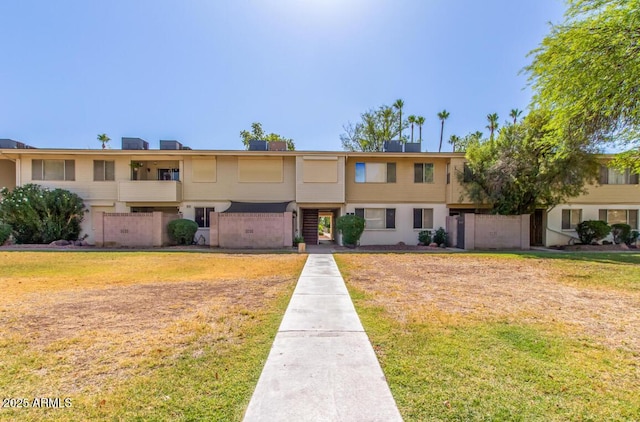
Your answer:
[209,212,293,248]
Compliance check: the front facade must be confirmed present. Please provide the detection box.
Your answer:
[1,138,638,247]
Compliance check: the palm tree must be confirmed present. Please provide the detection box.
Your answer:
[437,109,450,152]
[393,99,404,141]
[416,116,425,145]
[407,115,416,143]
[486,113,499,140]
[449,135,461,152]
[97,133,110,150]
[509,108,522,124]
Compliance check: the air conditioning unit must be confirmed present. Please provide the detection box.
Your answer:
[404,143,421,153]
[383,140,403,152]
[160,140,183,150]
[249,140,267,151]
[122,137,149,150]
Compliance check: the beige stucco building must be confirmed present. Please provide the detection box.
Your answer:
[1,138,638,247]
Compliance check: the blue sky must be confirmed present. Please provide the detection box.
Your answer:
[1,0,566,152]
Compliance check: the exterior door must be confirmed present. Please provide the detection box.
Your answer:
[302,209,319,245]
[530,209,544,246]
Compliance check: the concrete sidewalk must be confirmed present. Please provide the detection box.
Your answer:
[243,254,403,422]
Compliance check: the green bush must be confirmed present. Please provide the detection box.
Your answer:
[575,220,611,244]
[167,219,198,245]
[611,223,631,245]
[336,214,365,247]
[433,227,448,246]
[418,230,432,244]
[0,184,86,244]
[0,223,12,245]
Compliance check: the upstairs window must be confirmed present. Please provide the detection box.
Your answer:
[414,163,434,183]
[158,168,180,181]
[93,160,115,181]
[32,159,75,181]
[355,162,396,183]
[599,166,639,185]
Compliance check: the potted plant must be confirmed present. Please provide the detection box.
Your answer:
[294,235,306,252]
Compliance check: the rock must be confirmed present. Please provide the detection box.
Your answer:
[429,242,438,247]
[50,239,71,246]
[396,241,406,246]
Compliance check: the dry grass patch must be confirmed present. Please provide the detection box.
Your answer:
[0,252,305,421]
[337,253,640,421]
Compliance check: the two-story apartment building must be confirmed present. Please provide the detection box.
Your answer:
[1,138,638,247]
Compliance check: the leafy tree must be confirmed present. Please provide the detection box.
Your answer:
[486,113,499,141]
[509,108,523,124]
[437,109,450,152]
[97,133,110,149]
[461,110,599,215]
[0,184,86,243]
[526,0,640,168]
[415,116,425,145]
[407,115,417,143]
[239,122,295,150]
[449,131,483,153]
[341,104,406,151]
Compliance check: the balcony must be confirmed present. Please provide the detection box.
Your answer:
[118,180,182,202]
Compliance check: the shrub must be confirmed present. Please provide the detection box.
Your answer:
[293,235,305,246]
[418,230,431,245]
[0,223,12,245]
[611,223,631,245]
[433,227,448,246]
[0,184,86,244]
[336,214,365,247]
[575,220,611,244]
[167,219,198,245]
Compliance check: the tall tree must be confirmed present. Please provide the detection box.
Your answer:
[437,109,450,152]
[461,109,598,215]
[239,122,295,150]
[415,116,425,145]
[407,115,417,143]
[526,0,640,168]
[450,131,483,153]
[393,99,405,141]
[509,108,523,124]
[486,113,499,140]
[97,133,110,150]
[341,104,404,151]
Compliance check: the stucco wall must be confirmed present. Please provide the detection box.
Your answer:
[93,212,179,247]
[209,212,293,248]
[464,214,530,250]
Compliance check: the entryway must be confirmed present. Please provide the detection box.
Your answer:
[300,208,340,246]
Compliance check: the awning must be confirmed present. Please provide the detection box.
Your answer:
[223,201,291,213]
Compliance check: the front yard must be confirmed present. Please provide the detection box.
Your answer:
[0,252,305,421]
[336,252,640,421]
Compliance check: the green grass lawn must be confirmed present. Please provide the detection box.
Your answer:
[0,252,305,421]
[337,252,640,421]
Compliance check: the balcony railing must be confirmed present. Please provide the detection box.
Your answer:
[118,180,182,202]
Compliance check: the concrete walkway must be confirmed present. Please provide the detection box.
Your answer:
[243,254,403,422]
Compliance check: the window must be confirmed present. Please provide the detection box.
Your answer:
[446,163,450,184]
[93,160,115,181]
[561,209,582,230]
[158,168,180,181]
[32,159,75,181]
[462,163,473,183]
[195,207,215,228]
[355,208,395,229]
[414,163,434,183]
[413,208,434,229]
[355,162,396,183]
[599,166,639,185]
[599,209,639,229]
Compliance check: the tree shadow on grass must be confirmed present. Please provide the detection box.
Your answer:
[517,251,640,266]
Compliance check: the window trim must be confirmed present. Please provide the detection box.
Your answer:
[355,208,396,230]
[354,162,396,183]
[561,209,582,230]
[93,160,115,181]
[414,163,434,183]
[195,207,215,228]
[413,208,434,230]
[32,159,75,181]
